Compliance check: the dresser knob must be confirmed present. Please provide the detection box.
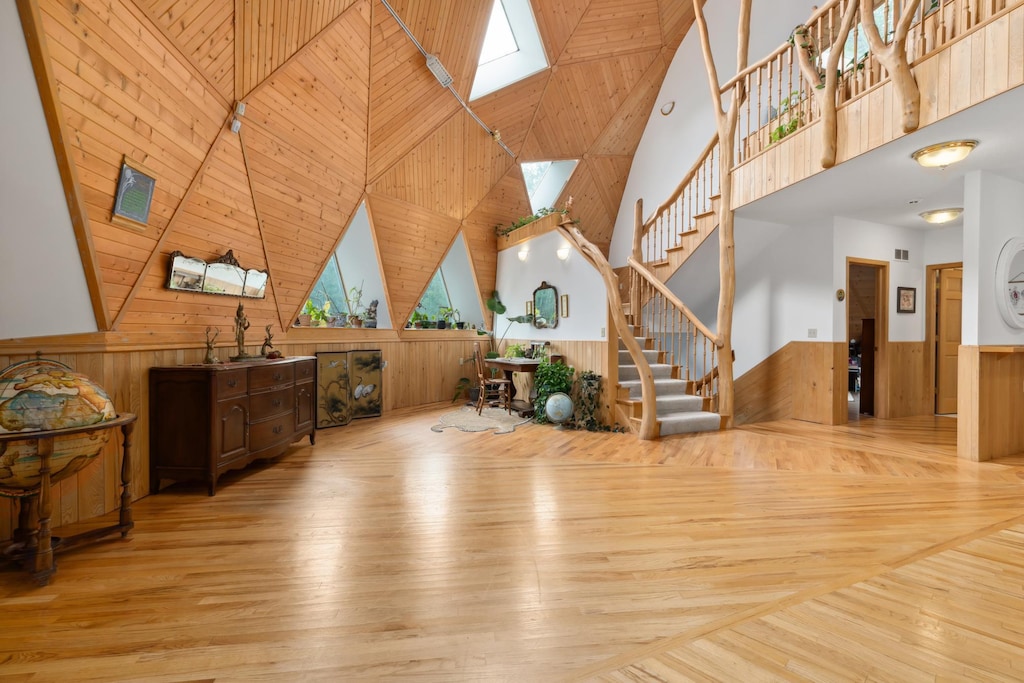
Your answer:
[227,379,238,388]
[273,373,283,381]
[272,399,282,408]
[272,425,283,434]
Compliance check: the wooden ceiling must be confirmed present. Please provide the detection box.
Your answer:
[34,0,697,334]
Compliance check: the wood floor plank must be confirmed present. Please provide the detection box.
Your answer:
[2,407,1024,680]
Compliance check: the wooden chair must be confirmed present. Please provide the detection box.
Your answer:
[474,341,512,415]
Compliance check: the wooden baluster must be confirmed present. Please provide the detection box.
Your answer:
[119,420,134,535]
[32,437,55,585]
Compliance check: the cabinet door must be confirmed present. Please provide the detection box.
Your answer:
[295,382,314,432]
[215,398,248,463]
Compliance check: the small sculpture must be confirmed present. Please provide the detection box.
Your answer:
[364,299,378,328]
[260,325,274,357]
[204,327,221,364]
[230,301,252,362]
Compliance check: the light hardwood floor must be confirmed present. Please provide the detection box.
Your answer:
[2,408,1024,681]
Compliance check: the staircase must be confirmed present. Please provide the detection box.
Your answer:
[615,324,722,436]
[650,194,721,283]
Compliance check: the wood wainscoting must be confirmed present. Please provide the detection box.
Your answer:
[958,346,1024,461]
[735,341,846,426]
[0,335,610,541]
[735,340,931,426]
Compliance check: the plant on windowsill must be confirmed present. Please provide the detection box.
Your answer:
[494,207,576,237]
[346,284,365,327]
[440,306,463,329]
[300,299,333,327]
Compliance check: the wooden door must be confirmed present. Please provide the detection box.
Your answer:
[861,318,875,415]
[936,268,962,414]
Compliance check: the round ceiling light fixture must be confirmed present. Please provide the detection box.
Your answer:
[911,140,977,168]
[919,207,963,224]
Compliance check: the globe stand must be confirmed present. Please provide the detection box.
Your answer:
[0,414,137,586]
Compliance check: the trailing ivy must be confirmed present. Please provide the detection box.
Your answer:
[494,207,574,237]
[572,370,602,431]
[532,360,574,424]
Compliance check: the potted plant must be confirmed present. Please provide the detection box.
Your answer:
[409,308,426,328]
[346,284,365,327]
[533,359,575,424]
[452,376,478,404]
[476,290,533,356]
[300,299,331,327]
[440,306,461,329]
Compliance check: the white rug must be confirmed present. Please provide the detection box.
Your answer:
[430,406,531,435]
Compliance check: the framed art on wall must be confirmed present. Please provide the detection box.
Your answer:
[111,156,156,229]
[897,286,916,314]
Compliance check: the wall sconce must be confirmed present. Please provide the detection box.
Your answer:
[518,246,529,262]
[911,140,977,168]
[556,245,570,261]
[230,118,242,134]
[919,207,963,224]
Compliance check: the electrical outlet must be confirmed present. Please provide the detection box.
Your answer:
[808,328,817,339]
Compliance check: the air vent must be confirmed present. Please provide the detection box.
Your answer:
[894,248,909,261]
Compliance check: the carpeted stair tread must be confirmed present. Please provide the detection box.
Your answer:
[654,394,706,415]
[659,412,722,435]
[618,349,660,364]
[619,378,691,398]
[618,363,673,381]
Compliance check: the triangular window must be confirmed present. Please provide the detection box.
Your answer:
[522,160,578,213]
[470,0,547,100]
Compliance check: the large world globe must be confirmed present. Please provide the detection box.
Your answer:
[544,392,574,424]
[0,359,117,494]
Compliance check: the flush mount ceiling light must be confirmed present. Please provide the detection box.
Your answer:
[919,207,963,224]
[911,140,977,168]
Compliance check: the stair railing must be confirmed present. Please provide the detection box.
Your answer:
[627,258,723,407]
[640,135,720,265]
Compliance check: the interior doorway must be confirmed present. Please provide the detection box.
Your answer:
[847,259,889,419]
[928,263,962,416]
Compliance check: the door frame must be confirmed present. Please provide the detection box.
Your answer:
[925,261,963,414]
[846,257,890,418]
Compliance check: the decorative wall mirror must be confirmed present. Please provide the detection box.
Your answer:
[532,281,558,329]
[167,250,268,299]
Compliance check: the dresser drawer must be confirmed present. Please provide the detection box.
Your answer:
[250,386,293,420]
[294,359,315,384]
[216,369,248,398]
[250,411,295,451]
[250,363,294,390]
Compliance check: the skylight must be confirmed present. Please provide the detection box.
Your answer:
[479,2,518,65]
[470,0,547,101]
[522,160,578,213]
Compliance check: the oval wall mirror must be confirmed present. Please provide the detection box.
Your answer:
[532,281,558,329]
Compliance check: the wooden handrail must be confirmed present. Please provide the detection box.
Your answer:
[627,256,722,346]
[642,134,719,232]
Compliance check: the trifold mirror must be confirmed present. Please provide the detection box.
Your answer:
[167,250,268,299]
[532,281,558,329]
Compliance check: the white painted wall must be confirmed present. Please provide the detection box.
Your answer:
[608,0,819,266]
[963,170,1024,345]
[922,225,964,266]
[494,230,606,344]
[336,203,391,327]
[0,4,97,340]
[833,217,930,343]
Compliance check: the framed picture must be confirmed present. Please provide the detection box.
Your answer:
[111,157,156,229]
[897,286,916,314]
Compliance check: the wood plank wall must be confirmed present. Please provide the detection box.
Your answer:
[958,347,1024,461]
[732,3,1024,209]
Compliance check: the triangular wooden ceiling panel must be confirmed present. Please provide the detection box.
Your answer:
[369,111,465,220]
[462,168,533,313]
[118,132,282,332]
[243,123,362,323]
[367,3,463,181]
[462,113,516,220]
[526,51,659,158]
[135,0,235,101]
[559,0,663,64]
[532,0,593,65]
[592,51,667,156]
[470,70,551,158]
[658,0,700,52]
[244,4,370,194]
[369,194,463,324]
[235,0,361,98]
[377,0,491,94]
[585,155,634,218]
[562,165,614,254]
